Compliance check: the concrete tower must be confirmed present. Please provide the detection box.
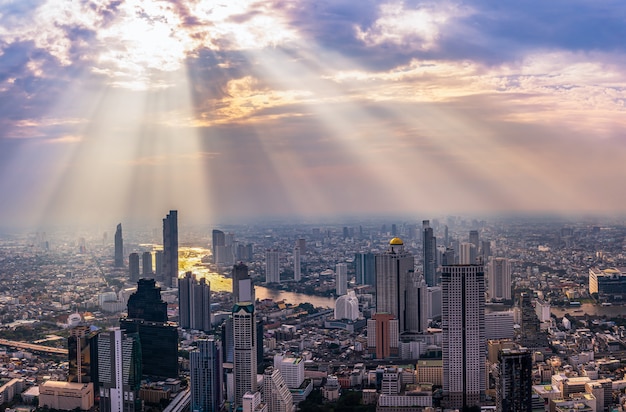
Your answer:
[442,264,486,409]
[233,302,257,408]
[376,238,415,333]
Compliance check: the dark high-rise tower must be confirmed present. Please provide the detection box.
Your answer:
[469,230,480,252]
[233,262,254,303]
[163,210,178,288]
[190,338,223,412]
[496,348,532,412]
[120,279,178,379]
[114,223,124,267]
[354,252,376,287]
[142,251,152,276]
[129,253,140,282]
[442,264,486,409]
[178,272,211,332]
[422,220,437,286]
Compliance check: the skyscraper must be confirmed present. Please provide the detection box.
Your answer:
[142,251,152,276]
[120,279,178,379]
[489,257,512,301]
[293,247,301,282]
[68,325,99,386]
[114,223,124,267]
[233,302,257,408]
[163,210,178,288]
[97,328,142,412]
[442,264,486,409]
[354,252,376,287]
[422,221,437,286]
[496,348,532,412]
[263,367,294,412]
[376,238,415,333]
[212,229,225,264]
[190,338,223,412]
[265,249,280,283]
[459,242,476,264]
[233,262,254,303]
[155,250,163,280]
[469,230,480,251]
[128,253,140,282]
[335,263,348,296]
[179,272,211,332]
[405,271,429,333]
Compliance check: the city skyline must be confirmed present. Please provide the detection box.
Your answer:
[1,1,626,229]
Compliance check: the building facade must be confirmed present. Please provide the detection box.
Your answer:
[233,302,257,408]
[442,264,486,409]
[190,338,223,412]
[179,272,211,332]
[163,210,178,287]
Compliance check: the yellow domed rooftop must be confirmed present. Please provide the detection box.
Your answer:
[390,237,404,245]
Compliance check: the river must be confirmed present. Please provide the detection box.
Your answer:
[552,303,626,318]
[177,247,336,308]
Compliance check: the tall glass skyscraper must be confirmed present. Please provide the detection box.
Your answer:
[114,223,124,267]
[163,210,178,288]
[190,338,223,412]
[422,220,437,286]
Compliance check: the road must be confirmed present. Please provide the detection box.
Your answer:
[0,338,68,355]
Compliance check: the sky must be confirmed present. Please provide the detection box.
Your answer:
[1,0,625,229]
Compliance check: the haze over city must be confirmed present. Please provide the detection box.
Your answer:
[1,1,626,229]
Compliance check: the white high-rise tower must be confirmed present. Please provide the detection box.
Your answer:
[265,249,280,283]
[233,302,257,408]
[442,264,485,409]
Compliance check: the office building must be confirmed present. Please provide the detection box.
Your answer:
[142,251,152,276]
[120,279,178,379]
[179,272,211,332]
[489,257,512,301]
[155,250,163,280]
[293,247,301,282]
[376,238,415,333]
[263,367,294,412]
[354,252,376,287]
[163,210,178,287]
[296,238,306,253]
[485,311,515,340]
[212,229,226,264]
[442,264,486,409]
[68,325,99,387]
[129,253,140,282]
[367,313,399,359]
[274,356,305,389]
[481,240,491,259]
[233,262,254,303]
[190,338,223,412]
[265,249,280,283]
[114,224,124,267]
[335,263,348,296]
[496,348,532,412]
[422,221,437,286]
[406,271,429,333]
[242,392,266,412]
[233,302,257,408]
[469,230,479,251]
[98,328,142,412]
[589,267,626,299]
[459,242,477,265]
